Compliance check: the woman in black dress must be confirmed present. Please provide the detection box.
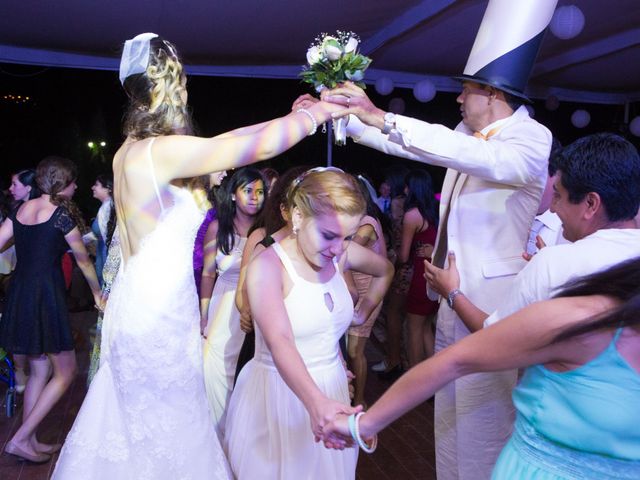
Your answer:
[0,156,102,463]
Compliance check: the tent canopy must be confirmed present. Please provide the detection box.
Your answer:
[2,0,639,104]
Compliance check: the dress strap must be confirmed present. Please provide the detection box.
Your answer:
[272,243,300,283]
[147,137,164,213]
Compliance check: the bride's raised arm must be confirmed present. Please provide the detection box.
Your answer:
[151,100,342,182]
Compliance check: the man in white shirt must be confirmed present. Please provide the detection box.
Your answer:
[317,43,552,480]
[426,133,640,333]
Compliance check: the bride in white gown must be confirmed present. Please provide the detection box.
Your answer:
[52,33,343,479]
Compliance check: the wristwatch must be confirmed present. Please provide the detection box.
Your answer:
[381,112,396,134]
[447,289,463,309]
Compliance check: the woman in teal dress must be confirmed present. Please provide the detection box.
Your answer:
[324,258,640,479]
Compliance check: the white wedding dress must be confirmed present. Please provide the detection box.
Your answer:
[53,142,231,479]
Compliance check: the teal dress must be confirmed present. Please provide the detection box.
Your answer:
[492,328,640,480]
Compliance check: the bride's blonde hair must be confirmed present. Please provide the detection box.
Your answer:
[122,37,194,139]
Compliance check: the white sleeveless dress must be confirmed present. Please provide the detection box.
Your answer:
[53,139,232,480]
[224,242,358,479]
[203,233,246,440]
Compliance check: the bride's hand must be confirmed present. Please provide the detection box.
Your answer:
[292,94,319,112]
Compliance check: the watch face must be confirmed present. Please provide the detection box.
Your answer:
[384,112,396,122]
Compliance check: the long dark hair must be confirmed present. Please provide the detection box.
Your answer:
[404,169,438,225]
[216,167,266,255]
[16,169,41,200]
[554,257,640,341]
[96,173,117,248]
[249,165,309,238]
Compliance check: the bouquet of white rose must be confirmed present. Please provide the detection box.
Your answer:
[299,31,371,145]
[300,31,371,91]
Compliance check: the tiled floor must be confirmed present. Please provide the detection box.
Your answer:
[0,310,435,479]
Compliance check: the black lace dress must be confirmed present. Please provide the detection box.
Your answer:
[0,206,77,354]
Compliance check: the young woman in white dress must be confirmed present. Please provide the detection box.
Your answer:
[52,33,343,479]
[200,166,266,440]
[225,169,394,479]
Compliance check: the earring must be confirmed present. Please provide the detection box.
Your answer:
[231,195,236,202]
[292,224,299,236]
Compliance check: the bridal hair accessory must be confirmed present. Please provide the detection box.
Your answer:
[291,166,345,190]
[356,175,378,204]
[120,32,159,85]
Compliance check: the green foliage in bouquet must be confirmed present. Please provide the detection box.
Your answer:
[299,31,372,91]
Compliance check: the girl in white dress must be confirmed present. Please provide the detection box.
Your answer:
[52,33,344,479]
[200,167,266,439]
[225,169,394,479]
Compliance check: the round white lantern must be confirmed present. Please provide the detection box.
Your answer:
[550,5,585,40]
[375,77,394,96]
[413,79,436,103]
[545,95,560,111]
[389,97,405,115]
[571,109,591,128]
[629,116,640,137]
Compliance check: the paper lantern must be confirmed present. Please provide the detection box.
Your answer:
[413,79,436,103]
[388,97,405,115]
[571,109,590,128]
[630,116,640,137]
[550,5,585,40]
[545,95,560,111]
[375,77,394,96]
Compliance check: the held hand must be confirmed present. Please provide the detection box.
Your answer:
[424,251,460,297]
[292,93,319,112]
[321,81,386,128]
[309,397,362,445]
[322,413,353,450]
[93,292,105,313]
[239,308,254,333]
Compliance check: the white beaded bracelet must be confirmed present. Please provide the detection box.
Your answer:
[354,412,378,453]
[296,108,318,136]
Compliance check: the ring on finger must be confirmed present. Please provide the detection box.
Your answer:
[347,97,350,107]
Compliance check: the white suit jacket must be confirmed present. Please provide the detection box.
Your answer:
[349,106,552,314]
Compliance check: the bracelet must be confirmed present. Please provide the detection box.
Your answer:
[296,108,318,136]
[349,412,378,453]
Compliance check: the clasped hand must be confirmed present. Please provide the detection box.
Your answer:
[292,81,386,129]
[310,397,362,450]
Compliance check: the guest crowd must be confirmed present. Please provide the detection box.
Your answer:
[0,32,638,480]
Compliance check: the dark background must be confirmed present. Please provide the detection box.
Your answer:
[1,62,637,216]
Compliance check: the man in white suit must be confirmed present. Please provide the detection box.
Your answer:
[315,4,556,478]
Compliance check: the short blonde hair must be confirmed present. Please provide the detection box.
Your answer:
[287,169,366,219]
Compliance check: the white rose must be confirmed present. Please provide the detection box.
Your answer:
[306,46,322,65]
[344,37,358,53]
[322,37,342,61]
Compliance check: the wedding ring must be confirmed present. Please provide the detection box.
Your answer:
[347,97,351,107]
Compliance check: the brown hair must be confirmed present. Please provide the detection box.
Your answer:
[122,37,194,140]
[36,156,88,233]
[287,169,366,219]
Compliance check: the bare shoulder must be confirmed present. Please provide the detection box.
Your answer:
[248,245,280,275]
